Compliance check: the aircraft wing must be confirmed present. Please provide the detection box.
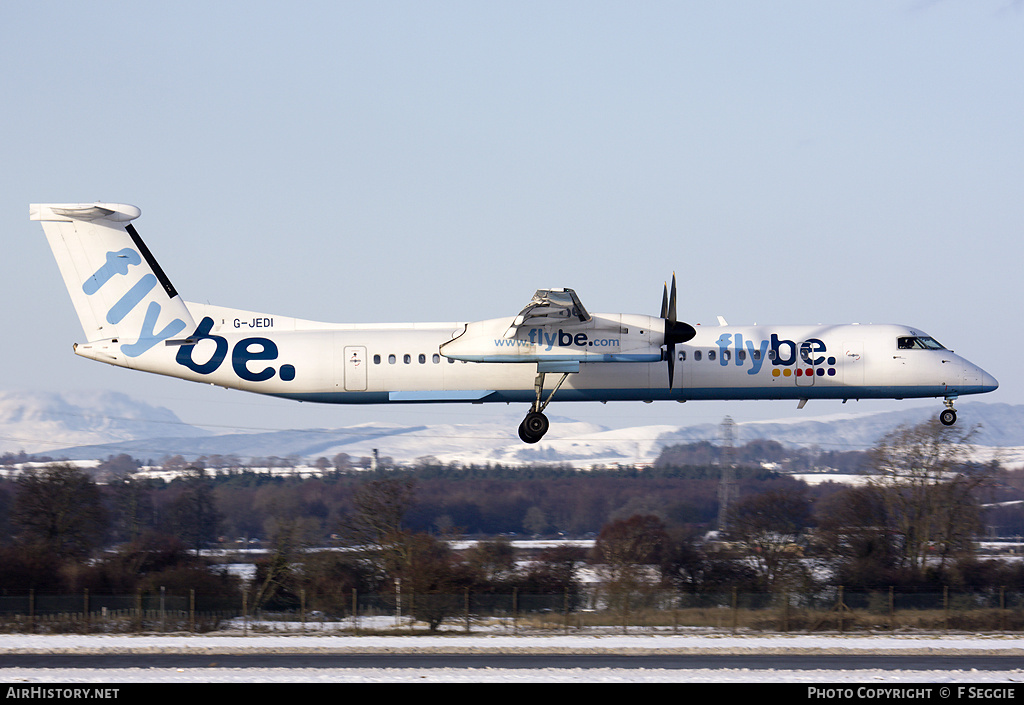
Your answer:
[503,288,591,338]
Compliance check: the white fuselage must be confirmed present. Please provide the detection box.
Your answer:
[74,302,997,407]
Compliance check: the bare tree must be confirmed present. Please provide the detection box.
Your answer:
[661,529,760,601]
[340,477,417,579]
[518,544,586,597]
[398,532,470,632]
[11,464,107,559]
[464,536,517,587]
[251,515,320,612]
[814,484,899,587]
[866,420,993,574]
[727,487,812,591]
[111,475,155,544]
[592,515,669,611]
[164,467,222,554]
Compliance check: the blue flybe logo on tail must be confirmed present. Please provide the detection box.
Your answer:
[82,249,296,382]
[82,249,187,357]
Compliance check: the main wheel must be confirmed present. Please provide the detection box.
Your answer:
[939,408,957,426]
[518,411,549,443]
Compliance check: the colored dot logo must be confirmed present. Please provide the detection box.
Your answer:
[772,357,837,378]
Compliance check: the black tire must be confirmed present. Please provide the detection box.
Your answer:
[939,409,957,426]
[518,422,538,443]
[518,412,549,443]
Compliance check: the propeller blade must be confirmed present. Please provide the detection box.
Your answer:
[667,341,676,389]
[668,272,677,322]
[659,272,694,390]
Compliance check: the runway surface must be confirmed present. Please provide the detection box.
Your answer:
[1,652,1023,671]
[2,632,1023,683]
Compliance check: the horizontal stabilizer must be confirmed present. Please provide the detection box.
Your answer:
[31,202,142,223]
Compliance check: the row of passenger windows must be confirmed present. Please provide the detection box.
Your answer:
[677,337,945,362]
[373,353,455,365]
[372,338,939,366]
[677,349,762,362]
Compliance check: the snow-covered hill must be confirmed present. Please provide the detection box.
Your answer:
[4,391,1022,469]
[0,390,210,456]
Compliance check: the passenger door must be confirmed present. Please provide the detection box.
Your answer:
[343,345,367,391]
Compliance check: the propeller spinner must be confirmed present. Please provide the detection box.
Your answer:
[660,273,696,388]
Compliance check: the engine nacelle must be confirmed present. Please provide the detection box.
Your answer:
[440,313,667,363]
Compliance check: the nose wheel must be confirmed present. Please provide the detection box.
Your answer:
[939,398,957,426]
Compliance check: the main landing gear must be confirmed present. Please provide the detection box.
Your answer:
[518,369,571,444]
[519,411,549,444]
[939,398,957,426]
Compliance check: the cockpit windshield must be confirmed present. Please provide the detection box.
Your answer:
[897,336,945,350]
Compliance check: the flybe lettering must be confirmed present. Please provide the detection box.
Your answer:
[82,250,186,357]
[713,334,836,377]
[83,248,142,295]
[176,317,296,382]
[493,328,620,351]
[107,274,157,324]
[121,300,189,358]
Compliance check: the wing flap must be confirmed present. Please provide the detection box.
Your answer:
[503,288,590,338]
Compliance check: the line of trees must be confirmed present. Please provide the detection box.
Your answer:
[0,420,1021,628]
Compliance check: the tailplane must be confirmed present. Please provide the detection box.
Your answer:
[30,203,195,364]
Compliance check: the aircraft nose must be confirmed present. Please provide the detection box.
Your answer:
[981,369,999,392]
[964,360,998,393]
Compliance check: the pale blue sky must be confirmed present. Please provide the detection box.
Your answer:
[3,1,1022,441]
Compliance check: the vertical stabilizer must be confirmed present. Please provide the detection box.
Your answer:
[30,203,195,363]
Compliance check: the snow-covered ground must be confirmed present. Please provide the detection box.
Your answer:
[1,632,1023,683]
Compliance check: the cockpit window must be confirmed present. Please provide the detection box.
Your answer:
[897,336,945,350]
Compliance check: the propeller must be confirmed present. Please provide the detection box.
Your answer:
[660,273,697,389]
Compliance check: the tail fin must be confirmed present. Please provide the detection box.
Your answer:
[30,203,195,362]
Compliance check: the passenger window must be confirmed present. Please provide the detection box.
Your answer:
[404,354,411,364]
[722,350,730,361]
[694,350,702,361]
[708,350,716,361]
[373,354,381,364]
[418,354,426,364]
[738,350,746,361]
[432,354,441,363]
[388,354,396,364]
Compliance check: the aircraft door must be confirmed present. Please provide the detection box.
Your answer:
[795,343,815,386]
[343,346,367,391]
[843,341,864,386]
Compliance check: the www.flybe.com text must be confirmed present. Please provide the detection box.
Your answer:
[493,329,621,350]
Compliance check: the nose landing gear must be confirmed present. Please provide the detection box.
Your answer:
[939,397,957,426]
